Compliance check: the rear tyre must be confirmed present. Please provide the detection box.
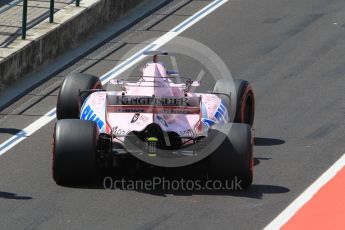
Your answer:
[56,73,102,119]
[234,79,255,126]
[213,79,255,126]
[53,119,98,185]
[208,123,253,189]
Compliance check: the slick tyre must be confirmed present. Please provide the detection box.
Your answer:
[53,119,98,185]
[233,79,255,126]
[213,79,255,126]
[208,123,253,189]
[56,73,102,119]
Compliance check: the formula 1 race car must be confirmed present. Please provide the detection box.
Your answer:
[52,51,255,187]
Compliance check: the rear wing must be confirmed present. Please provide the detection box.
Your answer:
[107,95,201,114]
[110,76,200,92]
[143,50,169,56]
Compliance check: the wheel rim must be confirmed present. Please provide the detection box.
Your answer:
[240,88,254,125]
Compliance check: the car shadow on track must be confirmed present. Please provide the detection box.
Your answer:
[0,128,23,135]
[253,137,285,166]
[0,191,32,200]
[254,157,271,166]
[138,184,290,199]
[254,137,285,146]
[66,136,288,198]
[98,176,289,199]
[68,167,290,199]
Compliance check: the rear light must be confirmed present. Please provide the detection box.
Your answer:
[146,137,158,157]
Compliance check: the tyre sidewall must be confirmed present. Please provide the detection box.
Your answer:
[53,119,98,185]
[56,73,102,119]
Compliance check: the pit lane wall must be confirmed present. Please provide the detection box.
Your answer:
[0,0,144,90]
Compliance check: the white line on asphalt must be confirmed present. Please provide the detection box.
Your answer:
[264,153,345,230]
[0,0,228,156]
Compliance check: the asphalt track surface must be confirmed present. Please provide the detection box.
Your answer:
[0,0,345,229]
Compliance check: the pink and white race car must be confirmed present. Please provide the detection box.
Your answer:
[53,51,255,187]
